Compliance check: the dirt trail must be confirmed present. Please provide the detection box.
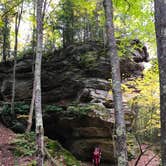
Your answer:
[0,123,15,166]
[129,144,160,166]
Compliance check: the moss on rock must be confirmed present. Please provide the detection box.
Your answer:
[11,132,81,166]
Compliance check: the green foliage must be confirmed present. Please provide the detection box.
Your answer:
[12,132,36,157]
[80,51,97,68]
[125,59,160,141]
[0,102,29,127]
[67,104,92,116]
[14,102,30,114]
[17,47,34,58]
[44,103,106,117]
[12,132,81,166]
[0,0,156,57]
[67,103,106,118]
[127,132,139,160]
[44,105,63,113]
[2,102,29,115]
[113,0,155,43]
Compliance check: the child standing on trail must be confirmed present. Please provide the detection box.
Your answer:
[92,146,101,166]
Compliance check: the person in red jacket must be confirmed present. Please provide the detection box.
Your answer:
[92,146,101,166]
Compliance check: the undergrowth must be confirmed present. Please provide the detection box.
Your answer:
[11,132,81,166]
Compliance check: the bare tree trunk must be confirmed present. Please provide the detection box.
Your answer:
[103,0,128,165]
[2,14,10,62]
[11,1,24,116]
[26,81,35,132]
[2,19,7,62]
[154,0,166,165]
[35,0,44,165]
[32,0,36,73]
[26,0,36,132]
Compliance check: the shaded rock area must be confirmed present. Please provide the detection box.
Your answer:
[0,41,149,163]
[42,99,135,163]
[43,103,116,163]
[0,41,148,103]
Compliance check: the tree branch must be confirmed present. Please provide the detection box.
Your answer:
[134,135,152,166]
[1,0,24,18]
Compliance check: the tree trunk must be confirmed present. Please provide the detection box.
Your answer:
[26,0,37,132]
[103,0,128,165]
[154,1,166,165]
[35,0,44,165]
[11,1,24,116]
[32,0,36,73]
[26,81,35,132]
[11,14,18,117]
[2,14,10,62]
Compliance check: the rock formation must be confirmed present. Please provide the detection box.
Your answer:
[0,41,149,163]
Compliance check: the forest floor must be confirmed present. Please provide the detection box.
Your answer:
[0,123,15,165]
[0,122,160,166]
[0,123,36,166]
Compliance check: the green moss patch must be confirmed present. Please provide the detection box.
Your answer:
[11,132,81,166]
[45,137,81,166]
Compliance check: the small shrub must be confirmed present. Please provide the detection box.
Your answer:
[2,102,29,115]
[0,103,29,127]
[14,102,30,114]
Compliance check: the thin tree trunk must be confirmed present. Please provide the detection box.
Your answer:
[2,4,10,62]
[11,14,18,117]
[103,0,128,165]
[26,81,35,132]
[26,0,36,132]
[154,0,166,165]
[35,0,44,165]
[11,1,24,116]
[2,15,9,62]
[32,0,36,73]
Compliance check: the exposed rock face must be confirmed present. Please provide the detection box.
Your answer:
[0,41,149,163]
[43,102,134,163]
[43,103,115,163]
[0,41,148,103]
